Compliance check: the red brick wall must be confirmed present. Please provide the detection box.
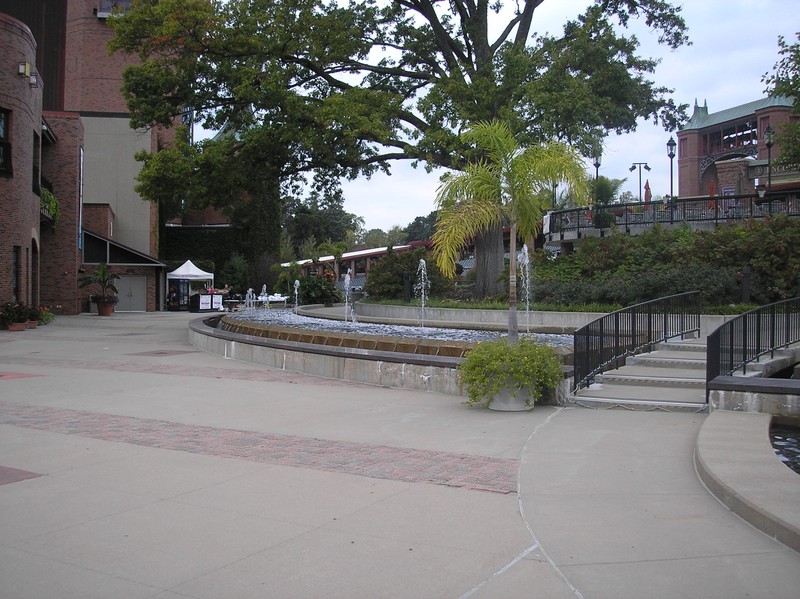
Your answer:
[0,13,43,306]
[82,203,115,238]
[677,131,700,197]
[64,0,136,113]
[79,264,159,313]
[40,111,83,314]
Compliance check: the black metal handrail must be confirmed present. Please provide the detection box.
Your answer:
[706,297,800,391]
[573,291,701,392]
[547,191,799,240]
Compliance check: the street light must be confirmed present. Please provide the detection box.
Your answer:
[592,152,601,203]
[666,137,676,198]
[666,137,676,223]
[764,125,774,190]
[629,162,651,202]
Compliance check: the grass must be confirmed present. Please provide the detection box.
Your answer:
[363,297,622,313]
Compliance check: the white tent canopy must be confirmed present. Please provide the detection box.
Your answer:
[167,260,214,287]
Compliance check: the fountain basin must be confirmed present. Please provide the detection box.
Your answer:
[189,311,574,398]
[190,316,467,394]
[218,315,475,358]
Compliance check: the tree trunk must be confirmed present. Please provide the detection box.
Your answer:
[472,227,505,299]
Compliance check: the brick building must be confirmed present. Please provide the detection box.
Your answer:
[0,0,166,315]
[0,12,44,308]
[677,96,798,198]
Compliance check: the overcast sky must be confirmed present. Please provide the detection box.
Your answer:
[340,0,798,231]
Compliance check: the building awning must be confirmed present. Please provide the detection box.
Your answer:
[82,230,164,267]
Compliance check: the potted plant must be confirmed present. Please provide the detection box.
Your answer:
[1,302,30,331]
[458,337,563,411]
[27,305,40,328]
[592,207,615,229]
[37,306,55,325]
[80,262,120,316]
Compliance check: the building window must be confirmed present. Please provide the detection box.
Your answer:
[97,0,133,16]
[0,109,11,176]
[32,132,40,194]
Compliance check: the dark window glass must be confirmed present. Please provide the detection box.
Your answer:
[0,109,11,175]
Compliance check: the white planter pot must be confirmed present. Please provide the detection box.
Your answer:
[488,387,533,411]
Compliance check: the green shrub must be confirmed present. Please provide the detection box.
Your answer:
[298,274,341,306]
[37,306,55,324]
[220,253,249,295]
[364,248,451,300]
[532,218,800,307]
[458,338,563,408]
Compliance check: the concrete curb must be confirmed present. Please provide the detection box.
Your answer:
[695,410,800,553]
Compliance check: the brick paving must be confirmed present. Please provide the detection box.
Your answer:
[0,400,518,494]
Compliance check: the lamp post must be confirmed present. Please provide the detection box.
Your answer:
[629,162,651,202]
[592,153,601,204]
[667,137,676,223]
[764,125,774,190]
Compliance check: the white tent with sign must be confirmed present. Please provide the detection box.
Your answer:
[167,260,214,285]
[167,260,214,287]
[167,260,217,310]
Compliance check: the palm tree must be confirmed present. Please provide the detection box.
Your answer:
[432,120,589,342]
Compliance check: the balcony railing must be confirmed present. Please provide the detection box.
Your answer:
[547,192,799,241]
[573,291,701,392]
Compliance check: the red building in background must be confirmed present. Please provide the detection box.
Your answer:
[677,96,798,198]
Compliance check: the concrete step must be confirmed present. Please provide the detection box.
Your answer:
[568,395,708,412]
[653,339,707,353]
[598,371,706,388]
[570,382,707,412]
[571,337,710,411]
[626,351,706,369]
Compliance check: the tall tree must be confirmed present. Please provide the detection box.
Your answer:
[405,211,438,242]
[283,190,363,256]
[763,33,800,166]
[110,0,689,296]
[433,120,588,341]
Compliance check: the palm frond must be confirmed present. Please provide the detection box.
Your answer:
[432,195,502,278]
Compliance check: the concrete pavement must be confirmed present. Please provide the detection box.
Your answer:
[1,311,799,598]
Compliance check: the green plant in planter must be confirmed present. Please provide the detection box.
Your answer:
[40,188,61,225]
[458,337,563,408]
[592,208,615,229]
[79,262,120,304]
[1,302,30,324]
[37,306,55,324]
[28,305,41,322]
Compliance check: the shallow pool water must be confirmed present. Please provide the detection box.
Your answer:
[770,425,800,475]
[233,307,573,347]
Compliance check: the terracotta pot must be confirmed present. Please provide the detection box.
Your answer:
[5,322,27,331]
[27,320,38,329]
[96,301,115,317]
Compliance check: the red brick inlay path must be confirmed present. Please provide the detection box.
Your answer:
[0,401,517,494]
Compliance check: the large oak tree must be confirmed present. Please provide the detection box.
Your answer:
[111,0,690,295]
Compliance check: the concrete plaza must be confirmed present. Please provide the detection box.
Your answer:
[1,311,799,598]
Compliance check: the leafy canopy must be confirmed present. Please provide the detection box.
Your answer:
[763,33,800,166]
[111,0,690,168]
[110,0,690,295]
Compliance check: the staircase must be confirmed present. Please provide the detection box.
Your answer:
[569,337,708,411]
